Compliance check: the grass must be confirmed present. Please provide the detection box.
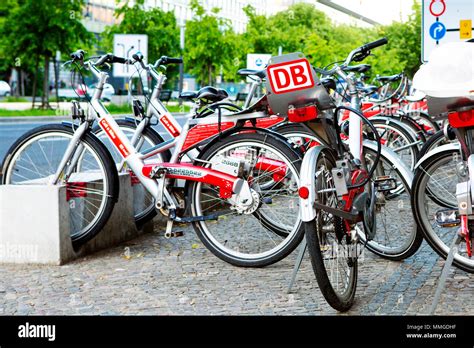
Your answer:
[2,96,29,103]
[0,102,190,117]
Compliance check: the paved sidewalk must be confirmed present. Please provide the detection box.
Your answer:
[0,221,472,315]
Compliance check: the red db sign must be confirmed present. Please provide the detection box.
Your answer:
[267,58,315,94]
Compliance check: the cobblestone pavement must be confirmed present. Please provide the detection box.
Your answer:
[0,220,473,315]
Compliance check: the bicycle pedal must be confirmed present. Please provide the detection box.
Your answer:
[167,231,184,238]
[435,209,460,228]
[374,175,397,192]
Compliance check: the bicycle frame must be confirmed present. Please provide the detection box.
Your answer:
[51,61,266,212]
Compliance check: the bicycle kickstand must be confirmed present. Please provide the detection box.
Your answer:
[429,233,463,315]
[287,237,307,293]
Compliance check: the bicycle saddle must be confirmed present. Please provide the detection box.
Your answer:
[179,87,228,103]
[405,90,426,103]
[237,69,266,79]
[320,77,336,91]
[344,64,371,74]
[179,91,198,101]
[357,85,378,95]
[376,73,402,83]
[196,86,229,103]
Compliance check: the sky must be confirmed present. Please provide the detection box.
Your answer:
[330,0,416,25]
[270,0,418,27]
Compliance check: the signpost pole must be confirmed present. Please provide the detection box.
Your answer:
[179,20,185,107]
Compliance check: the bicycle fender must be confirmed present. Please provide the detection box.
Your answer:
[299,145,329,222]
[191,126,301,160]
[369,116,419,136]
[414,143,461,171]
[363,140,413,190]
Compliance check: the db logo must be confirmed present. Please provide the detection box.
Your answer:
[267,58,315,94]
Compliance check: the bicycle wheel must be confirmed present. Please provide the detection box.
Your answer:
[1,124,118,248]
[392,115,427,145]
[93,119,170,227]
[405,110,440,137]
[304,148,357,312]
[411,146,474,273]
[417,129,451,160]
[357,146,422,260]
[279,124,421,260]
[369,118,420,170]
[188,132,303,267]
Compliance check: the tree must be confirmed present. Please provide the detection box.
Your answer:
[1,0,93,107]
[241,1,422,81]
[185,0,237,86]
[372,1,421,77]
[102,0,180,89]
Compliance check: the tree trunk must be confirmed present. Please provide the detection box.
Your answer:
[53,56,59,108]
[31,56,40,108]
[42,55,50,109]
[20,69,25,97]
[208,64,212,86]
[13,69,20,97]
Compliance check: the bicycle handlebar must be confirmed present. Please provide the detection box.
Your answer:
[68,50,132,67]
[70,50,85,62]
[361,38,388,52]
[316,37,388,76]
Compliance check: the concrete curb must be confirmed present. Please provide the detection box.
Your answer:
[0,113,187,123]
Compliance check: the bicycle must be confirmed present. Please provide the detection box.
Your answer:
[91,54,316,228]
[274,39,421,311]
[411,41,474,273]
[1,51,305,268]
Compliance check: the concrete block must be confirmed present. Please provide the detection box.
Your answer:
[0,173,154,265]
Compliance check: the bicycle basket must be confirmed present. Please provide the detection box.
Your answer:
[264,52,335,121]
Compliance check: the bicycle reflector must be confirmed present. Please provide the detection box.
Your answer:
[287,105,318,122]
[448,108,474,128]
[299,186,310,199]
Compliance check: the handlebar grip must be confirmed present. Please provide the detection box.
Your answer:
[167,57,183,64]
[161,56,183,65]
[111,55,129,64]
[70,50,85,61]
[362,38,388,51]
[132,52,144,62]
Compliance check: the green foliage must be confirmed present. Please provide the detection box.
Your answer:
[102,0,180,88]
[0,0,93,101]
[241,1,421,80]
[1,0,93,65]
[185,0,239,85]
[102,0,179,62]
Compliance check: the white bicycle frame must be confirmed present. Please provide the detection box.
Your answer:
[50,58,285,214]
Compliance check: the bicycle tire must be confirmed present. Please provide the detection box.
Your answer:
[411,146,474,273]
[188,132,303,267]
[1,124,118,248]
[304,148,357,312]
[93,119,171,227]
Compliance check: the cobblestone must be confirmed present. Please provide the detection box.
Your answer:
[0,221,473,315]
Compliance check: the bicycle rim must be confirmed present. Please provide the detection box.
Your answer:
[4,131,110,240]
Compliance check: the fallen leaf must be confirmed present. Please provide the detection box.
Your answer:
[191,243,200,249]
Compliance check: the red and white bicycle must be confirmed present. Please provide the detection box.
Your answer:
[0,51,304,267]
